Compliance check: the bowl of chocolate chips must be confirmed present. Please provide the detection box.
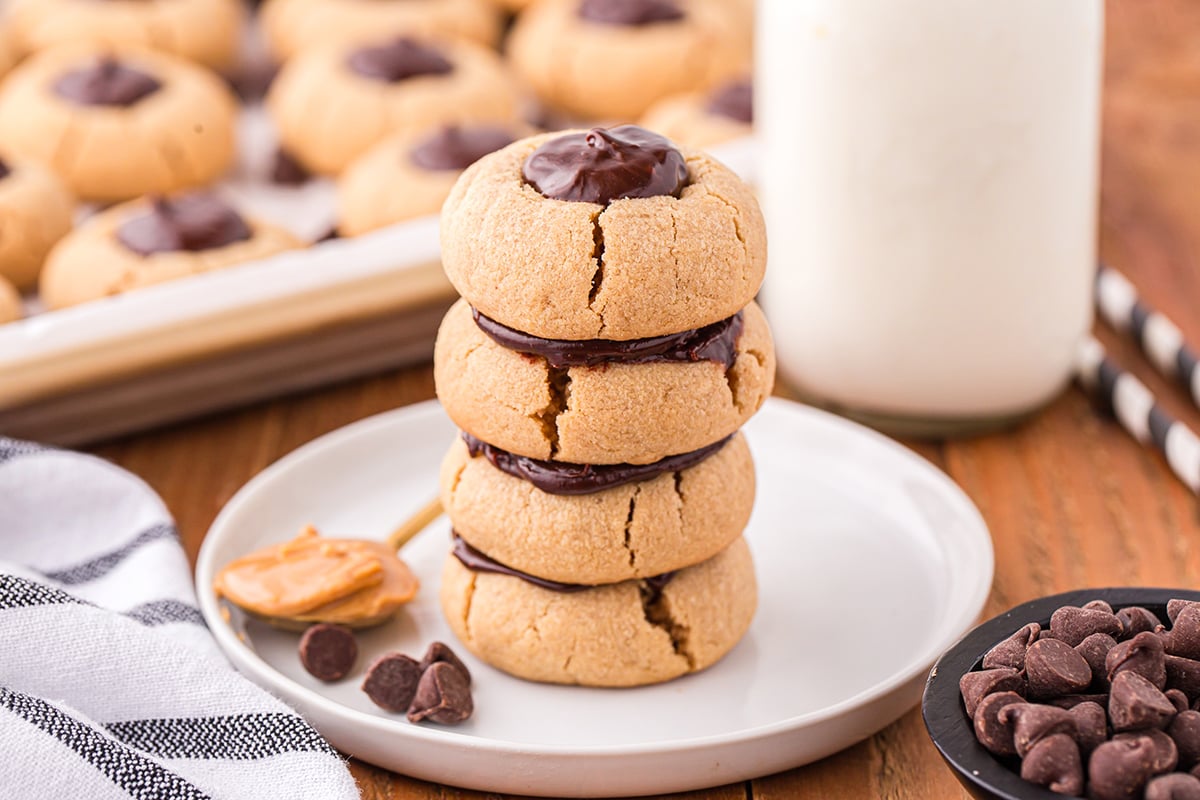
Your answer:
[923,589,1200,800]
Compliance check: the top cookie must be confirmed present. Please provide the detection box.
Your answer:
[440,126,766,340]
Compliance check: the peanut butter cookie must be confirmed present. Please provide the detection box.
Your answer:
[0,47,237,202]
[508,0,750,121]
[261,0,502,61]
[440,431,754,584]
[440,127,766,341]
[440,535,756,686]
[640,77,752,150]
[0,158,75,292]
[40,192,299,310]
[7,0,245,72]
[268,36,521,176]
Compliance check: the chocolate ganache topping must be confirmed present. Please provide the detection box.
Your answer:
[474,308,743,369]
[707,78,752,124]
[347,38,454,83]
[117,193,253,257]
[410,125,517,172]
[462,431,731,495]
[578,0,685,26]
[452,533,675,595]
[522,125,688,204]
[55,58,162,107]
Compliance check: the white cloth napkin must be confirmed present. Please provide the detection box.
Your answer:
[0,439,360,800]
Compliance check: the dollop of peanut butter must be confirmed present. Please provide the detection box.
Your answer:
[214,526,419,628]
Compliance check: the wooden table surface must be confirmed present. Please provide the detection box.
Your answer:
[89,3,1200,797]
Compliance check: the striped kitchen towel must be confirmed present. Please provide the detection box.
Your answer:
[0,439,359,800]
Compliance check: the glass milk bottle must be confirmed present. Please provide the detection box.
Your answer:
[757,0,1103,435]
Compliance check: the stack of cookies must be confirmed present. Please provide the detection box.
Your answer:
[433,124,774,687]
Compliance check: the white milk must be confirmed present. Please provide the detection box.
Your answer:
[757,0,1103,432]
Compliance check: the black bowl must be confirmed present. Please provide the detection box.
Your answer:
[922,587,1200,800]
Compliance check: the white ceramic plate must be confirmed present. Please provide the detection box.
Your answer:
[196,398,992,797]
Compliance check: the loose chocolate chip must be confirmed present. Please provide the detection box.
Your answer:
[1051,605,1124,647]
[1070,700,1108,755]
[1146,773,1200,800]
[1109,631,1169,690]
[960,667,1024,717]
[1118,606,1163,640]
[1168,601,1200,626]
[1171,690,1193,714]
[406,662,473,725]
[1168,656,1200,699]
[1170,711,1200,769]
[974,691,1025,757]
[1113,730,1179,774]
[1020,732,1084,796]
[1026,638,1093,700]
[1087,600,1117,613]
[1047,693,1111,710]
[1000,703,1078,758]
[418,641,472,686]
[298,623,357,682]
[983,622,1040,671]
[1111,671,1177,732]
[1089,737,1161,800]
[362,653,423,712]
[1079,632,1119,690]
[1166,606,1200,660]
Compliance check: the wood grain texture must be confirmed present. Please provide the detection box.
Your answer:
[88,3,1200,797]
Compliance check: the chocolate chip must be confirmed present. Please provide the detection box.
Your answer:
[1111,671,1177,732]
[418,641,472,686]
[1079,632,1119,690]
[1019,732,1083,796]
[1113,729,1179,774]
[1168,601,1200,626]
[1000,703,1077,758]
[1047,693,1111,710]
[1087,600,1117,613]
[362,653,423,712]
[1089,737,1161,800]
[1168,656,1200,699]
[406,662,473,725]
[1169,690,1192,714]
[1146,773,1200,800]
[1109,631,1169,690]
[960,667,1024,717]
[1050,605,1124,647]
[1070,700,1108,755]
[1026,637,1093,700]
[298,623,357,681]
[974,691,1025,756]
[1118,606,1163,640]
[1170,711,1200,769]
[1165,606,1200,660]
[983,622,1040,671]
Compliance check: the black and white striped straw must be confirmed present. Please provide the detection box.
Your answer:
[1076,336,1200,493]
[1095,265,1200,411]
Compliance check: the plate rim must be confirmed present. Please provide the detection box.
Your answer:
[196,396,994,758]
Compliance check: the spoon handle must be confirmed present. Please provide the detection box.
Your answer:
[386,497,443,551]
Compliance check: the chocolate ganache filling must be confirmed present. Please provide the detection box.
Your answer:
[578,0,685,26]
[117,193,252,257]
[347,38,453,83]
[452,533,675,595]
[462,431,731,495]
[55,57,162,107]
[522,125,688,204]
[707,78,752,124]
[474,307,743,370]
[410,125,517,172]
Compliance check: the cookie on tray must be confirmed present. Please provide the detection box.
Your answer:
[268,36,521,176]
[260,0,502,62]
[0,157,75,292]
[640,76,752,149]
[0,47,238,202]
[40,192,300,310]
[337,123,527,236]
[0,276,23,324]
[508,0,750,121]
[440,535,756,687]
[434,298,774,464]
[440,126,767,341]
[440,430,754,584]
[7,0,245,73]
